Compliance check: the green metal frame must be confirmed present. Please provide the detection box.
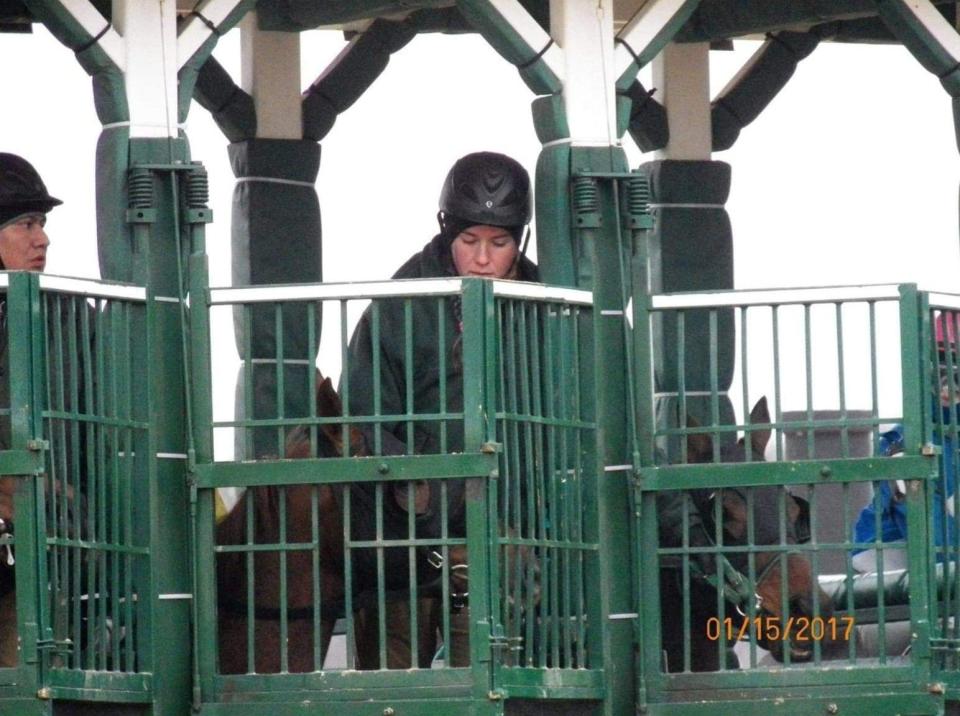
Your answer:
[189,277,605,713]
[0,273,153,714]
[631,283,943,715]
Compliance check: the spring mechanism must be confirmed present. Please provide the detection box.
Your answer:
[128,169,154,210]
[572,177,599,215]
[628,173,651,216]
[186,164,209,209]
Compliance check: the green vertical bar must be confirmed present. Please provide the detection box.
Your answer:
[310,485,322,669]
[404,299,414,453]
[275,303,285,457]
[343,485,355,668]
[772,306,784,461]
[371,302,382,456]
[243,305,254,459]
[804,304,815,459]
[190,246,220,700]
[740,306,751,461]
[438,299,448,453]
[579,162,630,716]
[460,278,495,702]
[899,284,934,688]
[836,303,850,457]
[8,272,43,693]
[142,156,193,716]
[108,301,122,670]
[245,491,255,673]
[278,484,289,673]
[340,300,351,456]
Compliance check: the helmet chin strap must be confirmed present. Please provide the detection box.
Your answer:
[518,225,531,259]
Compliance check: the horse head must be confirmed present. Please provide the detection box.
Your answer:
[687,397,844,663]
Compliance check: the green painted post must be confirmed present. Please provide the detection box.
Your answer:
[127,141,195,716]
[7,273,45,708]
[184,164,218,709]
[569,146,636,716]
[627,170,657,712]
[900,285,935,690]
[460,278,500,715]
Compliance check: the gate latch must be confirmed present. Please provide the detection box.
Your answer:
[489,630,522,655]
[29,638,73,664]
[26,439,49,452]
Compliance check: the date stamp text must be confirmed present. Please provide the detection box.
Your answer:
[705,616,855,642]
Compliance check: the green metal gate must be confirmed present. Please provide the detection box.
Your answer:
[923,292,960,701]
[8,269,960,714]
[189,277,605,714]
[632,283,942,715]
[0,272,152,713]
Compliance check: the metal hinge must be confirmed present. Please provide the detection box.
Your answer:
[489,629,523,656]
[30,638,73,664]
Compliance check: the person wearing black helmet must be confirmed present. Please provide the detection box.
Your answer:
[0,153,63,667]
[0,153,61,272]
[342,152,537,670]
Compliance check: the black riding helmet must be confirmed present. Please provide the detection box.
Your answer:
[0,153,61,230]
[438,152,531,241]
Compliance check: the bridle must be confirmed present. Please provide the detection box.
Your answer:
[693,488,806,617]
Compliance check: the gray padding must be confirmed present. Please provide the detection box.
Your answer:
[623,79,669,153]
[641,160,734,394]
[258,0,437,30]
[302,20,415,140]
[256,0,546,33]
[711,31,819,152]
[531,94,569,145]
[194,57,257,143]
[643,160,730,205]
[229,139,323,459]
[229,139,322,361]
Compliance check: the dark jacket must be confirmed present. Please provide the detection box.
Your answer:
[344,233,538,457]
[342,234,538,595]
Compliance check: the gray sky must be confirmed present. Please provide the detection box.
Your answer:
[4,26,957,289]
[2,25,958,456]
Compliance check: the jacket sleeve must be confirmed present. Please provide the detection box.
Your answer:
[343,301,409,457]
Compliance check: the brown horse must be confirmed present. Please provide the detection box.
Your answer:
[660,397,845,672]
[215,375,477,674]
[215,376,355,674]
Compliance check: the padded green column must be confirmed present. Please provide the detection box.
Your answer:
[640,160,736,442]
[228,139,323,458]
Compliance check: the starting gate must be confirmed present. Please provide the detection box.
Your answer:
[4,270,960,715]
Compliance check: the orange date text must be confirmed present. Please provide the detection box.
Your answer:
[705,615,855,642]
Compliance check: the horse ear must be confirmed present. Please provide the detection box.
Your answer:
[748,396,771,458]
[685,414,713,464]
[316,375,343,417]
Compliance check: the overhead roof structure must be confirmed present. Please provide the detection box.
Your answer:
[4,0,960,41]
